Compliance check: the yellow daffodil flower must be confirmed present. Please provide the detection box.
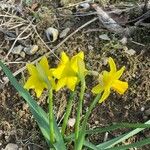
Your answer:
[24,56,54,97]
[53,51,86,91]
[92,57,128,103]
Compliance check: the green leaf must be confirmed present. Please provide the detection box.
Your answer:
[106,137,150,150]
[86,123,150,135]
[65,135,98,150]
[96,120,150,149]
[84,140,99,150]
[65,121,150,150]
[0,61,66,150]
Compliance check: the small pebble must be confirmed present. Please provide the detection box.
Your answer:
[24,45,38,55]
[145,108,150,116]
[95,121,99,125]
[88,45,94,51]
[76,3,90,11]
[3,143,18,150]
[125,49,136,56]
[120,37,127,45]
[59,28,70,38]
[68,118,75,127]
[12,45,24,55]
[99,34,110,41]
[140,107,145,112]
[20,52,25,58]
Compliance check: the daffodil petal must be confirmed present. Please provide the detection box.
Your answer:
[61,52,69,63]
[66,76,78,91]
[102,71,109,84]
[98,74,104,85]
[115,66,125,79]
[71,51,84,72]
[24,76,35,90]
[24,76,47,97]
[56,77,67,91]
[39,56,50,75]
[99,88,110,103]
[53,65,65,79]
[109,57,116,73]
[112,80,128,94]
[34,84,45,98]
[26,64,38,76]
[75,51,84,59]
[92,84,103,94]
[48,68,54,79]
[39,56,49,70]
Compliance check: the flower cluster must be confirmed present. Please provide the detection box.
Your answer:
[24,52,86,97]
[24,52,128,102]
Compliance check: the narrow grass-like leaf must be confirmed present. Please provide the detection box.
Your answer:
[106,137,150,150]
[0,61,66,150]
[86,123,150,135]
[65,135,98,150]
[96,120,150,149]
[65,121,150,150]
[84,140,99,150]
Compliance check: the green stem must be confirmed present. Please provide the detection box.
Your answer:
[49,88,55,144]
[75,80,86,141]
[61,91,76,136]
[75,93,101,150]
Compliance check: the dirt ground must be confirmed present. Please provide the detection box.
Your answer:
[0,0,150,150]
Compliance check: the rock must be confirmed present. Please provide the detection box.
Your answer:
[59,28,70,38]
[140,107,145,112]
[4,143,18,150]
[99,34,110,41]
[124,48,136,56]
[12,45,24,55]
[20,52,25,58]
[145,108,150,116]
[24,45,38,55]
[68,118,75,127]
[95,120,99,125]
[87,45,94,51]
[120,37,127,45]
[12,45,25,58]
[76,2,90,11]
